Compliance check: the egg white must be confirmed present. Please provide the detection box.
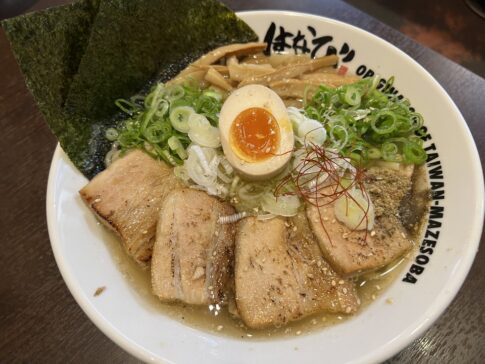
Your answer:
[219,84,294,181]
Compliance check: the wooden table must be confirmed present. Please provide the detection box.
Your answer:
[1,0,484,362]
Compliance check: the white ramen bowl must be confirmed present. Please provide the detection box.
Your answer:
[46,10,484,364]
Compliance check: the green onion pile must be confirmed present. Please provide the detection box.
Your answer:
[105,82,223,166]
[304,77,427,164]
[107,76,426,169]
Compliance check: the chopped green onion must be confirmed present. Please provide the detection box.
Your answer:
[170,106,194,133]
[305,76,427,165]
[105,128,118,141]
[143,122,171,144]
[305,106,320,120]
[409,112,424,130]
[329,125,348,150]
[110,82,223,164]
[168,136,188,159]
[367,147,381,159]
[403,141,427,164]
[349,152,362,163]
[344,86,361,106]
[165,85,184,102]
[371,111,397,134]
[161,149,180,166]
[381,142,400,161]
[395,115,414,133]
[202,89,223,102]
[154,100,170,117]
[115,99,140,115]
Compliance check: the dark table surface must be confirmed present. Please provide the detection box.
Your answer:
[1,0,484,363]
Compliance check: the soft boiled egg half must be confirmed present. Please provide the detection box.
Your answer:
[219,85,294,180]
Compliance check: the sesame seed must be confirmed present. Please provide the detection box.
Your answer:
[370,230,376,237]
[214,230,219,236]
[93,286,106,296]
[386,298,394,304]
[293,226,297,231]
[375,285,381,290]
[317,261,322,267]
[192,266,205,280]
[339,280,345,285]
[311,319,317,325]
[331,219,336,223]
[345,307,352,313]
[371,294,376,300]
[331,280,336,286]
[343,288,348,294]
[216,325,223,331]
[296,330,302,335]
[284,222,290,227]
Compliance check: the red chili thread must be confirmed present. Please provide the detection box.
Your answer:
[274,143,371,245]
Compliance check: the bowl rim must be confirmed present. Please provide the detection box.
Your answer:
[46,10,484,364]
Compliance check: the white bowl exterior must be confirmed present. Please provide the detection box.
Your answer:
[46,11,484,364]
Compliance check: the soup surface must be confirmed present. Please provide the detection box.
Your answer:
[93,165,428,338]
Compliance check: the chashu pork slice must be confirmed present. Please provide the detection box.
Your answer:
[79,150,182,266]
[307,163,416,276]
[152,189,236,305]
[235,213,359,329]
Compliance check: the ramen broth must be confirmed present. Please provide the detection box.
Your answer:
[94,166,429,338]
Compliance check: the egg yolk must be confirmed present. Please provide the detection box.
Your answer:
[230,107,281,162]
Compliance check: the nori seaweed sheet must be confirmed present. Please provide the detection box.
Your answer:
[2,0,101,176]
[2,0,257,179]
[2,0,100,110]
[66,0,258,120]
